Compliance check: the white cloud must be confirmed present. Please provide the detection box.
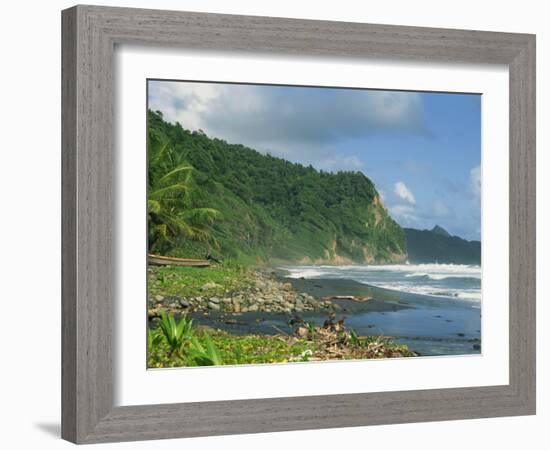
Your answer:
[148,82,222,131]
[394,181,416,204]
[470,165,481,197]
[148,81,427,162]
[388,204,418,224]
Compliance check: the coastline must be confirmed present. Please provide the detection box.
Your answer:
[148,265,410,320]
[147,263,481,367]
[147,264,419,367]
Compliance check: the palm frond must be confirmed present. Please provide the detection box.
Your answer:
[158,165,193,184]
[149,184,191,200]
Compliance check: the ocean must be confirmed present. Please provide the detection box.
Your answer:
[280,263,482,356]
[282,263,481,303]
[184,263,482,357]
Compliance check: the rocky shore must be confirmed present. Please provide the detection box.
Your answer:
[148,268,334,319]
[147,264,480,357]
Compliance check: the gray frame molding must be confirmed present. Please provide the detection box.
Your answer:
[62,5,536,444]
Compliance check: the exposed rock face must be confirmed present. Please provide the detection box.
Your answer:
[297,235,407,266]
[295,194,408,265]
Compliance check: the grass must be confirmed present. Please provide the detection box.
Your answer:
[209,331,316,365]
[147,313,415,368]
[148,327,317,367]
[148,264,254,299]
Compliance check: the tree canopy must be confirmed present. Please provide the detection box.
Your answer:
[147,109,407,264]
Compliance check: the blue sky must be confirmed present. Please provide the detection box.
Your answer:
[148,80,481,240]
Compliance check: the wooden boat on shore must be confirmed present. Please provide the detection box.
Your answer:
[148,254,211,267]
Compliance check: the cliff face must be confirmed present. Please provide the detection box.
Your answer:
[306,196,407,265]
[148,110,407,264]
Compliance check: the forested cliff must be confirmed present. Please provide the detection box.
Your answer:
[147,110,407,264]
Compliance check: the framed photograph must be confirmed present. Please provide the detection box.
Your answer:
[62,5,536,444]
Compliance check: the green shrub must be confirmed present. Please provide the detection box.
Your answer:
[158,311,193,354]
[188,334,223,366]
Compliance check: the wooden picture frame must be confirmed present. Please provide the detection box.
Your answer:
[61,5,536,444]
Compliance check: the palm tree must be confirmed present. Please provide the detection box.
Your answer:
[147,125,220,253]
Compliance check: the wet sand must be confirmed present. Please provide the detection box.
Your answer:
[282,276,411,312]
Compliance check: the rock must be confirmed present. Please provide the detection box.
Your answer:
[179,299,189,308]
[155,295,164,301]
[209,297,220,304]
[457,332,465,337]
[289,316,303,325]
[281,282,293,291]
[248,304,259,312]
[207,302,220,311]
[201,282,221,291]
[222,297,232,304]
[225,319,237,325]
[295,327,308,338]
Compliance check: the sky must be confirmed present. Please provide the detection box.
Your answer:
[148,80,481,241]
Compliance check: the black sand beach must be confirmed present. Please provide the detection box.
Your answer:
[184,275,481,356]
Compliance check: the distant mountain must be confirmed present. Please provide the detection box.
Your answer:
[404,225,481,265]
[430,225,451,238]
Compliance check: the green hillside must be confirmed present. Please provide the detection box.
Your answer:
[147,110,407,264]
[404,226,481,264]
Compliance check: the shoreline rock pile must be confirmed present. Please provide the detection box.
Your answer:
[148,269,333,318]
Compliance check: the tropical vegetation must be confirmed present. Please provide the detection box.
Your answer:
[147,312,414,368]
[144,110,433,368]
[147,109,406,264]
